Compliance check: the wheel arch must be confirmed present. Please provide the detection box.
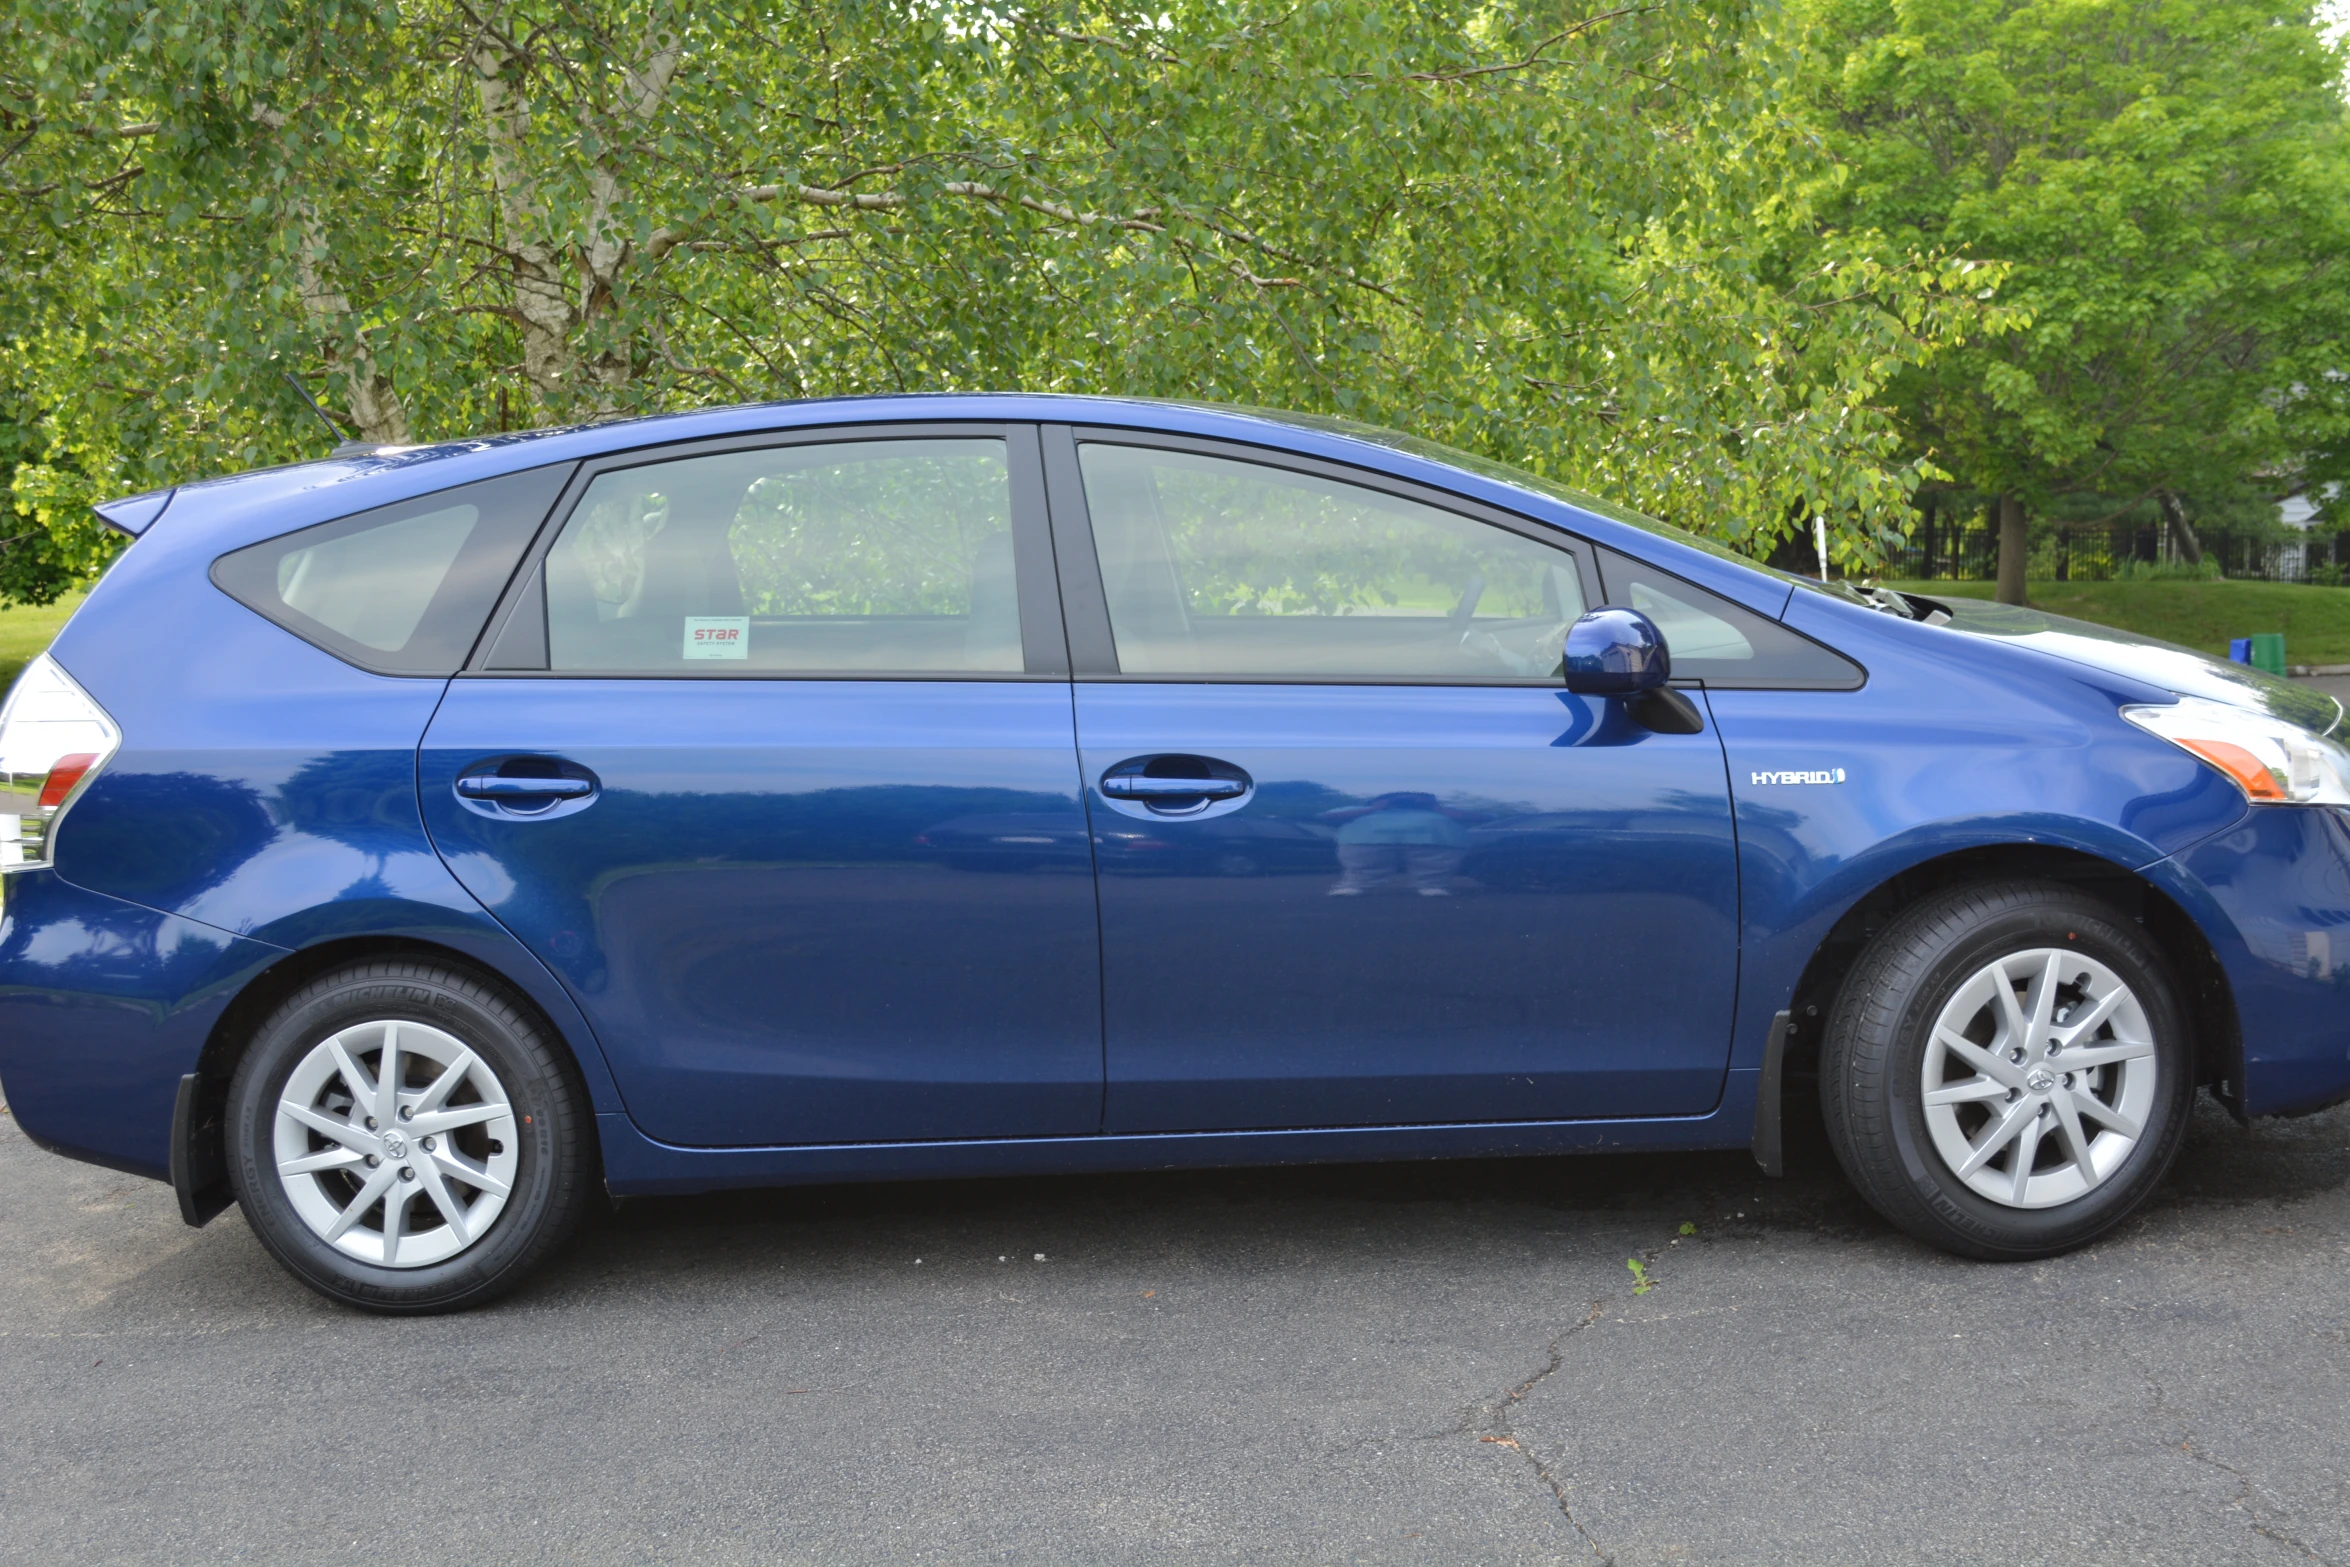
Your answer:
[174,934,607,1226]
[1777,844,2241,1123]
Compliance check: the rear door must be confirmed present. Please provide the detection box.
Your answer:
[419,425,1103,1148]
[1045,428,1746,1132]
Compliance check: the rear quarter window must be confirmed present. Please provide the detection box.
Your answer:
[211,465,573,676]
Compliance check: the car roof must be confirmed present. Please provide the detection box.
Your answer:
[106,393,1797,617]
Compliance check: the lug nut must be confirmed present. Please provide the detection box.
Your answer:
[398,1167,416,1182]
[420,1136,436,1152]
[398,1106,413,1122]
[365,1154,381,1167]
[365,1116,377,1130]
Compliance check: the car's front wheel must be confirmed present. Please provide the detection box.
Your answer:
[226,959,591,1312]
[1820,881,2194,1259]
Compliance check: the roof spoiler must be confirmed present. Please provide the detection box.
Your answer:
[91,487,175,538]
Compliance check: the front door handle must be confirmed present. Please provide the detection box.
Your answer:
[456,776,596,801]
[1096,755,1254,818]
[1100,776,1248,801]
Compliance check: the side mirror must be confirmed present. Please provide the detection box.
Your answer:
[1562,608,1670,694]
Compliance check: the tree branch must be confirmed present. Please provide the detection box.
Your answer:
[1353,5,1658,84]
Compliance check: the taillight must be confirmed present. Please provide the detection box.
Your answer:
[36,753,100,811]
[0,655,121,873]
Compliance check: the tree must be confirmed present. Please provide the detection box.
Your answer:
[1790,0,2350,602]
[0,0,1995,604]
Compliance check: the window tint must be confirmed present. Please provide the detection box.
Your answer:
[543,440,1022,674]
[211,465,572,676]
[1077,444,1588,680]
[1595,547,1862,688]
[279,505,476,652]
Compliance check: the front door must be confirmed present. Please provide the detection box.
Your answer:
[420,428,1103,1148]
[1050,433,1743,1131]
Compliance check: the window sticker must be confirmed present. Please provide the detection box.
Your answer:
[682,616,749,660]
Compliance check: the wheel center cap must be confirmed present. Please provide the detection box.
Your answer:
[2024,1067,2058,1094]
[379,1129,409,1160]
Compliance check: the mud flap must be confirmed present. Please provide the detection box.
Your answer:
[171,1072,234,1227]
[1751,1010,1792,1178]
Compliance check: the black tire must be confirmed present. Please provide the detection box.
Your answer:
[226,959,591,1312]
[1820,881,2194,1260]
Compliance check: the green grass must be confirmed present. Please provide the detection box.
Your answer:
[0,593,86,696]
[1886,578,2350,666]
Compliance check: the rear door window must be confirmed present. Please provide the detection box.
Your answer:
[212,465,572,676]
[539,438,1026,674]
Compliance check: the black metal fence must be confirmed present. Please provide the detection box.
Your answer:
[1881,517,2345,585]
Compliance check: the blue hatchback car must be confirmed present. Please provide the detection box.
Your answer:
[4,396,2346,1312]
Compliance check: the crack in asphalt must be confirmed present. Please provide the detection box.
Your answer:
[2152,1382,2339,1566]
[2176,1435,2339,1565]
[1464,1300,1611,1564]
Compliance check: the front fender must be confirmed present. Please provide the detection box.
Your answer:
[1709,670,2246,1076]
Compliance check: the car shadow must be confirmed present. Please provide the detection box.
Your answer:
[532,1094,2348,1297]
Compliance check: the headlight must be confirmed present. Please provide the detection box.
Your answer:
[0,653,121,871]
[2122,696,2350,805]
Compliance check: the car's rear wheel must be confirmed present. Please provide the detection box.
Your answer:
[1820,881,2194,1259]
[226,959,590,1312]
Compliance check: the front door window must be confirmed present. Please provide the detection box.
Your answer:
[1078,444,1588,680]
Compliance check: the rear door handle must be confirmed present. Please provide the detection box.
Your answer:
[456,776,595,800]
[1101,776,1248,801]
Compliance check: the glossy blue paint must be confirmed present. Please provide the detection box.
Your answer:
[91,486,173,536]
[1562,607,1671,693]
[1075,684,1739,1130]
[4,392,2349,1214]
[2174,806,2350,1117]
[0,869,284,1177]
[417,678,1104,1147]
[1709,588,2257,1079]
[37,512,629,1115]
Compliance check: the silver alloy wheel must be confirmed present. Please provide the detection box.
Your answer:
[1921,948,2157,1209]
[272,1020,520,1268]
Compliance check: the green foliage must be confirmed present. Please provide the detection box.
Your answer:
[1789,0,2350,528]
[0,0,2003,603]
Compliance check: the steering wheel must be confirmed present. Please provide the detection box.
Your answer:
[1448,574,1488,625]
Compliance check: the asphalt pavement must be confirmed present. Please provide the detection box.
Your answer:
[1,1089,2345,1566]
